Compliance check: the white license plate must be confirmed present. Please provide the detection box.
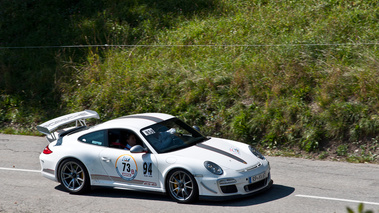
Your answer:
[248,172,266,183]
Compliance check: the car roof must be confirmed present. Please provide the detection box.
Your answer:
[93,113,175,131]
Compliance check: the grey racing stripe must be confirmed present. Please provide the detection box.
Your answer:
[121,115,164,123]
[196,143,247,164]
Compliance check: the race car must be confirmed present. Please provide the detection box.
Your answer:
[37,110,273,203]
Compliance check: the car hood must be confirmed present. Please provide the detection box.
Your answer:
[170,137,262,170]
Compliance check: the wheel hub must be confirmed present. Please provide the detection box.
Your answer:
[178,181,184,188]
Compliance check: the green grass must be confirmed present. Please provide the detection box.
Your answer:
[1,0,379,162]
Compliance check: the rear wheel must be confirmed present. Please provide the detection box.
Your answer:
[59,159,90,194]
[166,169,198,203]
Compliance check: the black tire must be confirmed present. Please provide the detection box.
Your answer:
[59,158,90,194]
[166,169,199,203]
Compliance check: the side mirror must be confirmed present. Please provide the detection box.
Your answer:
[193,126,201,132]
[130,145,147,153]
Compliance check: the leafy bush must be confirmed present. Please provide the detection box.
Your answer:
[336,144,349,157]
[347,203,375,213]
[1,1,379,161]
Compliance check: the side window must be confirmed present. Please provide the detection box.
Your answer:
[108,129,123,148]
[108,129,144,149]
[78,130,106,146]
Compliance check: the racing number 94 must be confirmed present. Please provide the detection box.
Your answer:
[143,162,152,176]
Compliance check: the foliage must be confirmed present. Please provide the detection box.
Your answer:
[347,203,375,213]
[337,144,349,157]
[1,0,379,161]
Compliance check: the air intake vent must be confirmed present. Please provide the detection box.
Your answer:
[237,162,262,172]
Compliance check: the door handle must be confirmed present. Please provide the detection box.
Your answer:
[101,157,111,163]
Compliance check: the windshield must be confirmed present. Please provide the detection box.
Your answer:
[140,118,206,153]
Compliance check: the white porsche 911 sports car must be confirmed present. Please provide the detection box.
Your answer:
[37,110,272,203]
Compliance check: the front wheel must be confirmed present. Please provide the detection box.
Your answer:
[166,169,199,203]
[59,159,90,194]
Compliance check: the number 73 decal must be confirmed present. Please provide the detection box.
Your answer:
[115,154,138,181]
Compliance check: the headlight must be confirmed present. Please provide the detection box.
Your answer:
[249,146,265,160]
[204,161,223,175]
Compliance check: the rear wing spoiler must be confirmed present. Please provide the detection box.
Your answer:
[37,110,99,142]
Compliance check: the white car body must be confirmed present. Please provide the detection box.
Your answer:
[38,110,272,203]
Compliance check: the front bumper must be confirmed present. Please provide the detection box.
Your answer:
[196,164,272,200]
[199,179,273,201]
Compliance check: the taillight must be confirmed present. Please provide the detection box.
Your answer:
[43,145,53,154]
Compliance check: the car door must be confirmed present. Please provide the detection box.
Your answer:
[76,130,113,185]
[99,148,161,189]
[99,130,161,190]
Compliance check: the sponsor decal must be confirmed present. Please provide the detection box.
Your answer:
[143,181,157,186]
[43,112,88,128]
[230,147,240,155]
[115,154,138,181]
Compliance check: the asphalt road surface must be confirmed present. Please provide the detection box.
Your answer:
[0,134,378,213]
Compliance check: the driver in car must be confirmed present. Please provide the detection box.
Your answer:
[125,133,137,150]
